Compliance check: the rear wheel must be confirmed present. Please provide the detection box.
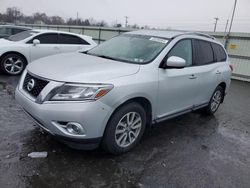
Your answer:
[204,86,224,115]
[0,53,26,75]
[102,102,146,155]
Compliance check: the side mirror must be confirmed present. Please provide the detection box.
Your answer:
[33,39,40,46]
[165,56,186,69]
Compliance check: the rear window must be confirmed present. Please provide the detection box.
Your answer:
[58,34,89,45]
[12,28,27,35]
[211,43,227,62]
[0,27,11,35]
[193,39,214,65]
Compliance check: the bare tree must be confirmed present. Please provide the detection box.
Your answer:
[0,7,148,28]
[50,16,65,25]
[113,23,122,28]
[5,7,23,23]
[33,12,51,24]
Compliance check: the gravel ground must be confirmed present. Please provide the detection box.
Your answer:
[0,74,250,188]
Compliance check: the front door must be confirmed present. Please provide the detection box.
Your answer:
[157,39,198,119]
[29,33,61,62]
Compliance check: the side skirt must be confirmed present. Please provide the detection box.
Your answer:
[153,102,208,124]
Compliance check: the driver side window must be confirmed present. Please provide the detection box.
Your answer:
[31,33,58,44]
[167,39,193,67]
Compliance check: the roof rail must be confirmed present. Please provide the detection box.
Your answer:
[173,32,216,40]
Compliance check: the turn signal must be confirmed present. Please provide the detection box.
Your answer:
[95,89,110,99]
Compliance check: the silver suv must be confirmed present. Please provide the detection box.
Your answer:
[16,30,232,154]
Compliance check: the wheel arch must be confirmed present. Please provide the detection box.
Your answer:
[0,51,28,64]
[107,97,153,129]
[218,82,226,103]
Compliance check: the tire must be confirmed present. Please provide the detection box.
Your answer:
[203,86,224,115]
[102,102,146,155]
[0,53,27,75]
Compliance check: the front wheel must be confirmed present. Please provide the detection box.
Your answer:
[102,102,146,155]
[204,86,224,115]
[0,53,26,75]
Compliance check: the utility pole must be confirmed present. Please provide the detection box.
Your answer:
[228,0,238,34]
[76,12,79,25]
[224,19,229,36]
[125,16,128,28]
[223,19,229,47]
[214,17,219,32]
[225,0,238,48]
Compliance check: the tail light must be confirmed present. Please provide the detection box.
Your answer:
[229,64,233,72]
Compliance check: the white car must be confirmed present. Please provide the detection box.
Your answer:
[0,30,97,75]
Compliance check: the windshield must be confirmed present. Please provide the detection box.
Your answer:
[87,34,169,64]
[7,30,39,41]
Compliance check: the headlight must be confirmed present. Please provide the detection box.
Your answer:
[49,83,113,101]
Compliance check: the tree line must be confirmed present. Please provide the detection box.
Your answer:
[0,7,127,28]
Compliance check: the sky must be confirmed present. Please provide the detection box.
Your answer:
[0,0,250,32]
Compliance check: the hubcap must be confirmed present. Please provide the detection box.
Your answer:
[4,57,24,74]
[115,112,142,148]
[211,90,222,112]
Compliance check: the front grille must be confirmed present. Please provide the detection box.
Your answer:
[23,73,49,98]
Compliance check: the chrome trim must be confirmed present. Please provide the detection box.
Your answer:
[19,70,65,104]
[22,108,54,135]
[154,102,209,123]
[52,121,87,138]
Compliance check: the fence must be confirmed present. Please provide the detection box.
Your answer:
[19,24,250,81]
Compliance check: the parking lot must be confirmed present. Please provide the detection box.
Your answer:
[0,74,249,188]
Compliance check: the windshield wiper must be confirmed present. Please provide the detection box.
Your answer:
[94,54,117,61]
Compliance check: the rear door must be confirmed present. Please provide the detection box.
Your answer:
[192,39,221,106]
[58,34,91,53]
[157,39,199,119]
[29,33,60,62]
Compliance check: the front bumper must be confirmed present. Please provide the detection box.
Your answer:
[15,87,113,149]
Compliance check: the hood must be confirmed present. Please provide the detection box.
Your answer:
[27,53,140,83]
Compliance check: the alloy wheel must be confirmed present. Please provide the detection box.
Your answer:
[210,90,222,112]
[115,112,142,148]
[4,57,24,75]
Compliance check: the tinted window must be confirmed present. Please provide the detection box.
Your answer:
[194,40,214,65]
[12,28,26,35]
[211,43,227,62]
[58,34,89,45]
[167,39,193,67]
[33,33,58,44]
[0,27,11,35]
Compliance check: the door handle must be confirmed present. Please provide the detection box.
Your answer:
[189,74,197,79]
[54,46,60,50]
[216,70,221,74]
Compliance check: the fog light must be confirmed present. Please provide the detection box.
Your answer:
[52,121,86,136]
[66,122,85,135]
